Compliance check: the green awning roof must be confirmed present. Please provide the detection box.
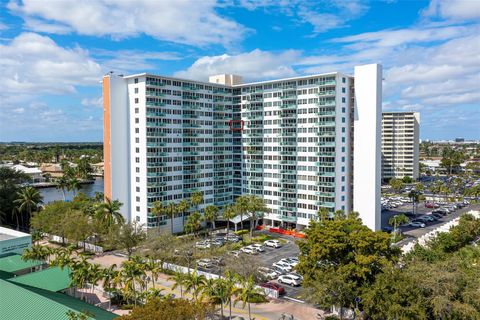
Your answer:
[8,266,71,292]
[0,279,117,320]
[0,254,42,273]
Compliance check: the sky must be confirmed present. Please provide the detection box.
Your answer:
[0,0,479,142]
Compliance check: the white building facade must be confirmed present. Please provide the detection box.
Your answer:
[381,112,420,181]
[103,64,382,232]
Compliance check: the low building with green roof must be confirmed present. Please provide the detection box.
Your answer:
[0,279,117,320]
[0,253,43,275]
[8,266,71,292]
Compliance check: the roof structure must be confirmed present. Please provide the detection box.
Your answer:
[0,254,42,273]
[0,279,117,320]
[8,266,71,292]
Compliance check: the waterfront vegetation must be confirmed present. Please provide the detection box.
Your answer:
[0,142,103,164]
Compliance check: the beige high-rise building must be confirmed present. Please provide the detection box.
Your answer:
[381,112,420,181]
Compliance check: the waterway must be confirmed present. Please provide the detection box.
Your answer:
[39,177,104,203]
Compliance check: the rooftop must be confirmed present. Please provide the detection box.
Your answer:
[9,266,71,292]
[0,233,15,241]
[0,254,42,273]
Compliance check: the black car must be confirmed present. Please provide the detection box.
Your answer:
[432,213,444,219]
[381,226,394,233]
[432,209,447,216]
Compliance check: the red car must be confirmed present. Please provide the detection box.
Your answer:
[260,282,286,295]
[425,202,439,209]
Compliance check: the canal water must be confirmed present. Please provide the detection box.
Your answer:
[39,177,104,203]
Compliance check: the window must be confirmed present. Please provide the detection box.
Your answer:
[342,77,346,83]
[342,156,345,162]
[136,177,140,182]
[136,196,140,202]
[135,157,139,163]
[134,78,138,84]
[136,206,140,212]
[135,128,139,133]
[135,98,139,104]
[135,137,139,143]
[341,186,345,191]
[136,187,140,192]
[342,127,345,133]
[342,146,345,152]
[342,117,346,123]
[342,166,345,172]
[342,137,345,143]
[135,147,139,153]
[136,216,140,222]
[342,176,345,182]
[342,97,346,103]
[134,88,138,94]
[341,195,345,201]
[135,108,139,114]
[342,107,345,113]
[136,167,140,173]
[135,118,139,124]
[342,87,346,93]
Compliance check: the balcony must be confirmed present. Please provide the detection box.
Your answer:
[317,172,335,178]
[146,122,166,127]
[146,80,165,87]
[146,91,165,97]
[316,181,335,187]
[280,215,297,222]
[319,80,336,86]
[183,141,199,146]
[317,101,336,107]
[146,101,166,107]
[316,131,335,137]
[317,90,336,96]
[316,111,336,116]
[317,142,336,147]
[315,121,336,127]
[316,151,335,157]
[146,112,166,117]
[280,104,296,109]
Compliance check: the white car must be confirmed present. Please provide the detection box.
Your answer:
[240,246,258,255]
[278,274,302,286]
[286,272,304,281]
[409,221,426,228]
[258,267,278,280]
[280,258,298,267]
[264,240,282,248]
[251,243,265,252]
[196,259,213,268]
[195,241,210,249]
[273,261,292,272]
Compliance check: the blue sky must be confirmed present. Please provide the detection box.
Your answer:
[0,0,479,142]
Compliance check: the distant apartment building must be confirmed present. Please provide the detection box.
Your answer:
[381,112,420,181]
[102,64,382,232]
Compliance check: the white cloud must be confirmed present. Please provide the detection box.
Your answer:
[81,97,103,108]
[423,0,480,20]
[8,0,250,47]
[12,107,24,114]
[175,49,302,81]
[0,32,102,96]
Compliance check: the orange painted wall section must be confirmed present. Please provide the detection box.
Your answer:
[103,76,112,200]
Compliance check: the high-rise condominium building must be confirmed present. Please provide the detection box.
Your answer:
[103,64,382,232]
[381,112,420,181]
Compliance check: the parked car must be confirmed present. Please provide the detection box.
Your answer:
[258,267,279,280]
[224,234,241,242]
[431,213,444,220]
[251,243,265,252]
[260,282,285,295]
[425,202,439,209]
[264,240,282,248]
[211,256,225,266]
[195,241,210,249]
[432,209,448,216]
[273,261,293,272]
[271,266,287,275]
[382,226,394,233]
[227,250,240,258]
[196,259,213,268]
[278,274,302,286]
[279,258,298,267]
[240,246,258,255]
[286,272,304,281]
[409,221,426,228]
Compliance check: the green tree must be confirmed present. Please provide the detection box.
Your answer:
[14,186,43,226]
[68,177,81,197]
[145,256,161,289]
[151,201,179,235]
[234,275,266,320]
[95,198,124,229]
[408,190,421,216]
[222,204,237,235]
[190,191,204,211]
[170,271,188,298]
[56,176,69,201]
[296,215,401,314]
[177,199,190,230]
[118,297,212,320]
[389,178,404,193]
[388,214,409,234]
[113,223,146,258]
[203,205,219,232]
[183,270,206,302]
[185,211,202,236]
[202,277,228,319]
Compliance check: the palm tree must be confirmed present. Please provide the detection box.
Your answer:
[316,208,329,223]
[14,186,43,226]
[408,190,420,216]
[177,199,190,229]
[56,176,69,201]
[11,206,22,230]
[388,214,409,236]
[183,269,206,302]
[70,258,91,300]
[95,197,124,229]
[121,257,146,306]
[224,271,238,319]
[246,195,270,237]
[203,205,219,233]
[69,177,81,197]
[102,264,118,310]
[222,204,237,235]
[170,271,187,298]
[190,191,204,212]
[185,211,202,236]
[235,196,249,230]
[202,278,228,319]
[87,263,103,296]
[165,202,179,234]
[145,256,161,289]
[234,275,265,320]
[143,288,165,303]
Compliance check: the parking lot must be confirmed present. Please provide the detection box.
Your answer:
[381,200,480,240]
[195,233,304,302]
